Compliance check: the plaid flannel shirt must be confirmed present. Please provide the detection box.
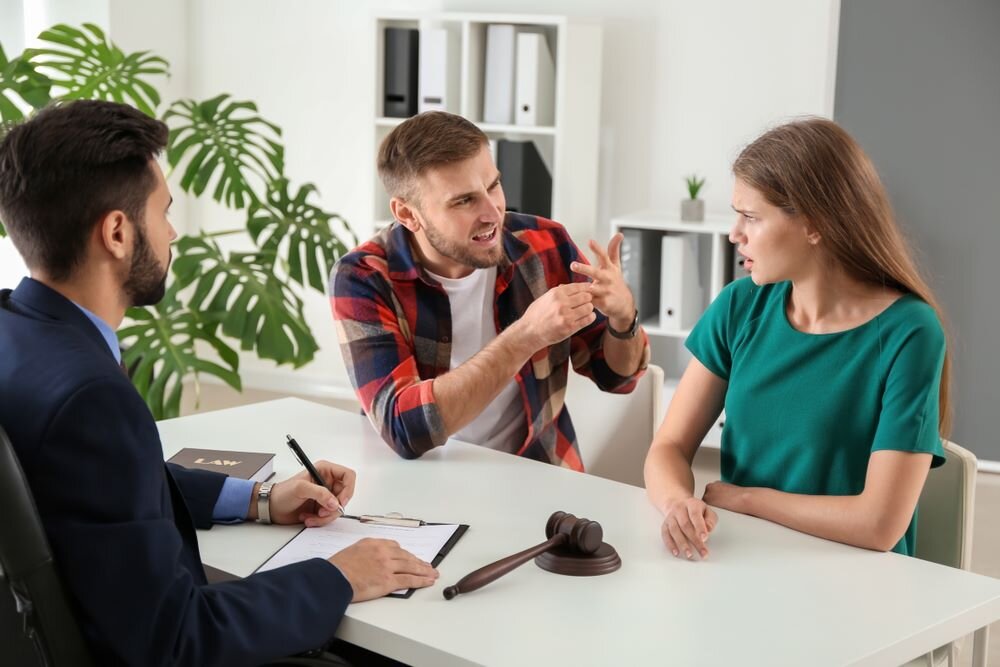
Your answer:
[329,212,650,470]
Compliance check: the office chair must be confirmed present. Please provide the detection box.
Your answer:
[570,363,663,487]
[910,439,978,667]
[0,424,97,667]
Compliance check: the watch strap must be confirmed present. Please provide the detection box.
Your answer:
[607,309,639,339]
[256,482,275,524]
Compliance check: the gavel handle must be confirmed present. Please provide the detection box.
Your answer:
[443,533,567,600]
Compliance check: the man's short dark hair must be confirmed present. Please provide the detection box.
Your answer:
[0,100,169,280]
[377,111,488,203]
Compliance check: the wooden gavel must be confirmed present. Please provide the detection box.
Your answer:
[443,511,603,600]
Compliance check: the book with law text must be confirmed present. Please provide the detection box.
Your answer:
[167,448,275,483]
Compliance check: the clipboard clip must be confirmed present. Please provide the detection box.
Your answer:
[348,512,426,528]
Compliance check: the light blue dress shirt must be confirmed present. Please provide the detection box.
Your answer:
[73,301,255,522]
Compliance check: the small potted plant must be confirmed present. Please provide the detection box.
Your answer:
[681,175,706,222]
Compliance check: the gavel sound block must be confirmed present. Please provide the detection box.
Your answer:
[443,511,621,600]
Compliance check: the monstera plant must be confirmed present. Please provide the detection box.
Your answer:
[0,24,356,418]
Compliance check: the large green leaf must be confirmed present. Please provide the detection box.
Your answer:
[172,235,318,367]
[247,179,357,292]
[25,24,168,117]
[0,44,52,123]
[117,282,241,420]
[165,94,283,209]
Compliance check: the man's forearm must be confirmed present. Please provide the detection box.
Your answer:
[432,322,538,436]
[602,312,646,376]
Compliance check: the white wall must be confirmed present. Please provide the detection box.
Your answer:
[181,0,838,397]
[3,0,840,398]
[0,0,191,288]
[1,0,110,289]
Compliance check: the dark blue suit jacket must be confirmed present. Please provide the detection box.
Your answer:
[0,278,353,666]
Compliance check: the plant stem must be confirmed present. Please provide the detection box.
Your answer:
[203,228,245,239]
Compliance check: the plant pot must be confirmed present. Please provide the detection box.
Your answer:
[680,199,705,222]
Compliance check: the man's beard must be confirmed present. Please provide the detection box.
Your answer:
[123,222,169,307]
[422,214,505,270]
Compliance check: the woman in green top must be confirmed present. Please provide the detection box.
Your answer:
[644,118,951,559]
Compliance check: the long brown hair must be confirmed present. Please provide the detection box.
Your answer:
[733,117,952,436]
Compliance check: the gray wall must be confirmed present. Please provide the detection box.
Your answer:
[834,0,1000,463]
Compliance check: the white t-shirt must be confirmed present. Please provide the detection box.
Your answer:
[426,266,527,453]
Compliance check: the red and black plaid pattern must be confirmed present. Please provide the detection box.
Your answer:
[329,212,649,470]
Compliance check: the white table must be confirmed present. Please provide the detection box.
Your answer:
[157,398,1000,667]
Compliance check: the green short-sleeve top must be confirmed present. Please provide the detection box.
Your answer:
[685,278,946,555]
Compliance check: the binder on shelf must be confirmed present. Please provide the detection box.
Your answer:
[418,27,458,113]
[497,139,552,218]
[620,228,663,324]
[384,27,419,118]
[514,32,555,127]
[659,233,703,330]
[483,24,516,124]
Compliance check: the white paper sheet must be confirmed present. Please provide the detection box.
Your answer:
[256,518,461,594]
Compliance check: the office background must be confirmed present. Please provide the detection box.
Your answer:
[0,1,996,454]
[2,1,998,662]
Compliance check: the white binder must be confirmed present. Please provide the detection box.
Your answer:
[418,27,458,113]
[659,233,703,331]
[483,24,516,124]
[514,32,555,126]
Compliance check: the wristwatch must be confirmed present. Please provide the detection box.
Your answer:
[256,482,275,524]
[607,309,639,339]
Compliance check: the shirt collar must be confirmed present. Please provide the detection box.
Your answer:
[71,301,121,363]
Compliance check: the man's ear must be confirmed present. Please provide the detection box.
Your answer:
[390,198,421,234]
[97,210,131,260]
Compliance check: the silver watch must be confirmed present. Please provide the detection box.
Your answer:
[256,482,275,524]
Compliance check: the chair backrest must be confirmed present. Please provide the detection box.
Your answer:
[0,425,96,667]
[568,364,663,487]
[915,439,977,570]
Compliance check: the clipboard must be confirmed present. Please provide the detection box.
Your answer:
[389,520,468,599]
[252,514,469,599]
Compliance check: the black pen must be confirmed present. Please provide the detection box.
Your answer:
[286,434,349,517]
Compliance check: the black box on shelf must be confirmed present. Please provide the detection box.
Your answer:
[620,228,663,324]
[497,139,552,219]
[384,27,419,118]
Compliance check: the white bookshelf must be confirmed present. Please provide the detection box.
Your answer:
[611,210,739,449]
[371,12,602,241]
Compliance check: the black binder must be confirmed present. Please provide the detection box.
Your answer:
[497,139,552,218]
[384,27,419,118]
[620,227,664,323]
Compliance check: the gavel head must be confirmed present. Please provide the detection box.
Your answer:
[545,511,603,555]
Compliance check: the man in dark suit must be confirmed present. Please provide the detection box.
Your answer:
[0,100,437,666]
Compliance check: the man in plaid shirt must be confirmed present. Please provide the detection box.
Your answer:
[330,112,649,471]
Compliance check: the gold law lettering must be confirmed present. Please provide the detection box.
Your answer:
[193,457,242,467]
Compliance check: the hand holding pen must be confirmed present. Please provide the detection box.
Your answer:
[267,434,357,527]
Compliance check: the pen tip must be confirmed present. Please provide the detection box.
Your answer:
[285,434,292,440]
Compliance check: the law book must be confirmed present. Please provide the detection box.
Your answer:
[383,27,419,118]
[496,139,552,218]
[167,448,275,483]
